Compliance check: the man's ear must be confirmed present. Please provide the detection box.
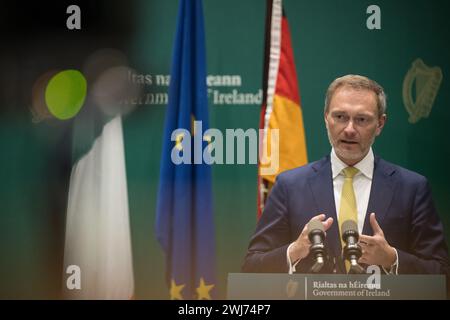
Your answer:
[376,114,387,136]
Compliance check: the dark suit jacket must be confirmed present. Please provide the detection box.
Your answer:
[242,155,450,275]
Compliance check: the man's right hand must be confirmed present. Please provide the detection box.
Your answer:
[288,214,334,263]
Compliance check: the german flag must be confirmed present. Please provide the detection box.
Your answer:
[258,0,308,218]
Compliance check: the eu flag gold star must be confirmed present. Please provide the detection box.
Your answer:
[170,279,185,300]
[175,133,184,151]
[196,277,214,300]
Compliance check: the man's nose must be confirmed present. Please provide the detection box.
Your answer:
[343,120,357,135]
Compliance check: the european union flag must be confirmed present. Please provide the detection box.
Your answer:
[155,0,216,300]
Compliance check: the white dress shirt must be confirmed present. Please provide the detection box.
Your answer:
[287,148,398,274]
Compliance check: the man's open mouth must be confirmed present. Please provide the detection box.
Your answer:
[340,140,358,145]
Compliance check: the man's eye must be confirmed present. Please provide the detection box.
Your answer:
[356,117,369,124]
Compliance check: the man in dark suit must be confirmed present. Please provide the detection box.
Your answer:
[242,74,449,275]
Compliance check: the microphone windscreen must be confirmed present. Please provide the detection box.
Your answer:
[308,219,324,233]
[341,220,358,235]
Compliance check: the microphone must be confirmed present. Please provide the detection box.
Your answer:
[307,220,326,273]
[341,220,364,274]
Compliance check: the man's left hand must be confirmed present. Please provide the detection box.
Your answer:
[359,213,396,269]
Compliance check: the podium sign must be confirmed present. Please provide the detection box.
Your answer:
[227,273,446,300]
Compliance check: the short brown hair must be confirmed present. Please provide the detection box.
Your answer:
[324,74,387,116]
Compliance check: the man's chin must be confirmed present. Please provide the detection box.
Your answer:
[335,148,364,163]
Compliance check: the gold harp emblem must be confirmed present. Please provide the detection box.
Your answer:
[403,58,442,124]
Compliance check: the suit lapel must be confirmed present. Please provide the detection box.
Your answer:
[308,156,342,270]
[363,157,396,236]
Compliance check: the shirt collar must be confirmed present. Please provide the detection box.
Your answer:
[331,148,374,179]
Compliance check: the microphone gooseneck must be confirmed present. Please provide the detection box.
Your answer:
[308,220,326,273]
[341,220,364,274]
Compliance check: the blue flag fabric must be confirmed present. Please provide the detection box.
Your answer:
[155,0,216,300]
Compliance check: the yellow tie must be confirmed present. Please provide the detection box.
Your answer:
[338,167,359,272]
